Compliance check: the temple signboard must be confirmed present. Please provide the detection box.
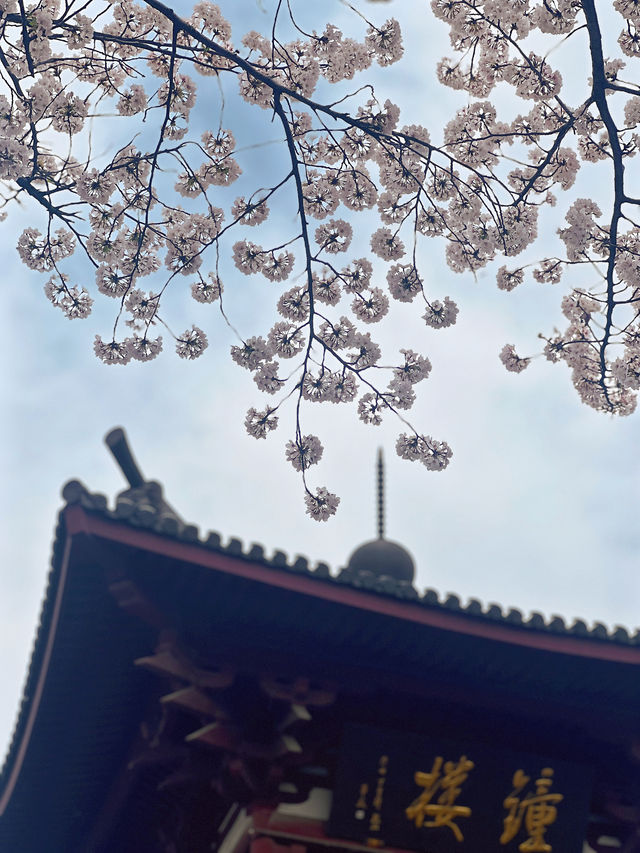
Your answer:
[328,725,592,853]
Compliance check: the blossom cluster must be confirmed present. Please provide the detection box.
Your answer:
[4,0,640,517]
[1,0,440,520]
[433,0,640,420]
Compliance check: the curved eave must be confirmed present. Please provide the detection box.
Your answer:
[0,508,155,851]
[63,503,640,667]
[0,513,71,817]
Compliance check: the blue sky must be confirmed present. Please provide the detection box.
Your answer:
[3,0,640,760]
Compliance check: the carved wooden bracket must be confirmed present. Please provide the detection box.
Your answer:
[130,631,337,806]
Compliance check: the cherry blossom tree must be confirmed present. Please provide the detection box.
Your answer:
[2,0,640,519]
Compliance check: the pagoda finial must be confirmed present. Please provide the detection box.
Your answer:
[377,447,385,540]
[346,448,415,583]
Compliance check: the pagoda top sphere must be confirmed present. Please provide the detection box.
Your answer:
[347,537,415,583]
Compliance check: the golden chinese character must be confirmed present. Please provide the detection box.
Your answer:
[373,778,385,811]
[357,783,369,809]
[405,755,474,842]
[356,783,369,819]
[500,768,563,852]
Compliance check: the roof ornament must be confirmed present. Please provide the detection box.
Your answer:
[345,448,416,585]
[105,427,182,521]
[105,427,146,488]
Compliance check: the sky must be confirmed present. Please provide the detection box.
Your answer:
[2,0,640,763]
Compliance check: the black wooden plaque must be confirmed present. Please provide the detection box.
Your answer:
[328,724,592,853]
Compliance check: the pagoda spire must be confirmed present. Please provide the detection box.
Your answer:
[377,447,385,540]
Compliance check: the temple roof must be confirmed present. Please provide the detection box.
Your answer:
[3,458,640,850]
[52,477,639,645]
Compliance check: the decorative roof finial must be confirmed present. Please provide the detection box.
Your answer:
[105,427,145,487]
[103,427,183,522]
[377,447,385,540]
